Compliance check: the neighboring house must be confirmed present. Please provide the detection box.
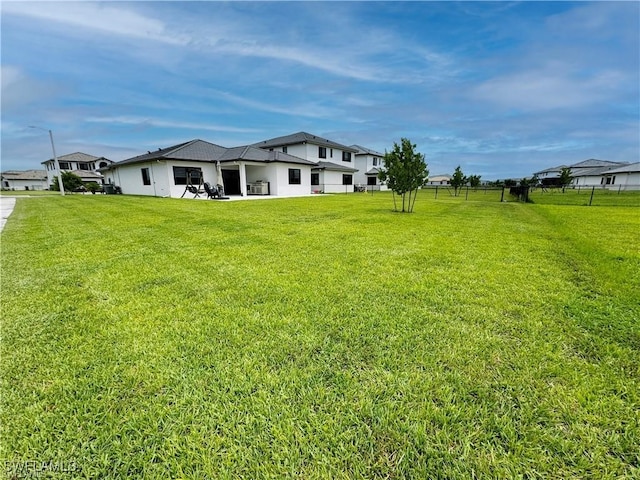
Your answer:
[351,145,387,190]
[253,132,360,192]
[42,152,113,188]
[532,165,569,186]
[587,162,640,190]
[427,174,452,186]
[568,159,631,188]
[533,159,634,188]
[99,139,316,198]
[1,170,48,190]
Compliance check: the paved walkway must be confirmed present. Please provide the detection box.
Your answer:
[0,196,17,232]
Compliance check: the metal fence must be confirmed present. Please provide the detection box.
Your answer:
[350,185,640,207]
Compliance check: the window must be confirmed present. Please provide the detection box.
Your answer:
[141,168,151,185]
[367,176,377,186]
[99,161,108,168]
[373,157,378,166]
[289,168,301,184]
[342,151,352,162]
[79,163,91,170]
[319,147,327,159]
[330,149,333,158]
[173,166,202,185]
[282,146,288,154]
[58,162,71,170]
[342,174,353,185]
[311,173,319,185]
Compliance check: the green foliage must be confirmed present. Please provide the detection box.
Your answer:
[450,165,466,196]
[50,171,83,191]
[378,138,429,212]
[1,194,639,478]
[559,167,572,187]
[86,182,102,194]
[468,174,482,189]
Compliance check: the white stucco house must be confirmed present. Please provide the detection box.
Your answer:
[567,159,631,188]
[532,165,569,186]
[426,174,452,186]
[42,152,113,188]
[1,170,48,190]
[253,132,360,193]
[351,145,387,190]
[99,139,317,198]
[593,162,640,190]
[533,159,636,188]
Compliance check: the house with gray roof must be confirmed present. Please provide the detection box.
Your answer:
[99,139,317,198]
[533,159,635,189]
[253,132,361,193]
[532,165,569,186]
[1,170,48,191]
[567,159,632,189]
[41,152,113,188]
[351,145,387,190]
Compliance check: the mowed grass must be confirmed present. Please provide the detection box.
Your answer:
[1,193,638,478]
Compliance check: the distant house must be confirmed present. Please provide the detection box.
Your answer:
[100,139,316,198]
[532,165,569,186]
[42,152,113,188]
[567,159,631,188]
[351,145,387,190]
[594,162,640,190]
[253,132,360,193]
[1,170,48,191]
[533,159,635,189]
[427,174,452,186]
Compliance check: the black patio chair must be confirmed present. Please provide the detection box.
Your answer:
[204,182,220,199]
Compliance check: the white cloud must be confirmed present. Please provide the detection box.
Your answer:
[471,67,628,111]
[85,116,260,134]
[1,2,189,45]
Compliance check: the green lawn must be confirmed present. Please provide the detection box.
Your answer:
[2,193,638,478]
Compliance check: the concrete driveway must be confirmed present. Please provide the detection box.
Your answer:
[0,196,17,232]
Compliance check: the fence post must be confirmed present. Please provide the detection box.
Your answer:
[500,187,505,202]
[435,185,438,199]
[465,186,469,200]
[589,186,595,206]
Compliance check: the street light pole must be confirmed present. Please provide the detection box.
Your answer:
[29,126,65,195]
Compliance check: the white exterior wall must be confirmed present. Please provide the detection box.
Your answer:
[321,170,353,193]
[572,175,605,187]
[3,178,48,190]
[604,172,640,190]
[275,142,353,168]
[105,161,218,197]
[273,164,312,196]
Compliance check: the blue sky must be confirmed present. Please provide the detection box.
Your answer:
[2,1,638,179]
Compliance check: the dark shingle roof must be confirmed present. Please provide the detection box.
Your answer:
[313,161,358,173]
[253,132,358,152]
[533,165,569,175]
[42,152,101,164]
[570,159,628,169]
[351,145,384,157]
[605,162,640,174]
[104,140,316,170]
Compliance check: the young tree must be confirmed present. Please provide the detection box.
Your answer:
[378,138,429,213]
[559,167,572,192]
[468,174,481,189]
[50,172,83,192]
[450,165,466,196]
